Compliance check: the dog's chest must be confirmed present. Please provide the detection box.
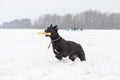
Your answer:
[52,41,63,49]
[52,39,69,53]
[53,44,63,53]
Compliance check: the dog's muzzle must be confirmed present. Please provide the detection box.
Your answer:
[45,30,51,37]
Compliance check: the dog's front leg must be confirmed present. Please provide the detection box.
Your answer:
[53,49,63,60]
[53,49,59,55]
[55,54,62,60]
[60,52,68,57]
[53,49,67,60]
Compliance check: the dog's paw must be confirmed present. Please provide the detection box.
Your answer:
[62,54,67,58]
[55,55,62,60]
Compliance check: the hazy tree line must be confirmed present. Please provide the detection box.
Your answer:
[1,10,120,29]
[2,19,32,29]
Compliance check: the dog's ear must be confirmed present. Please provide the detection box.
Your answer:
[50,24,52,27]
[54,25,57,28]
[54,25,58,31]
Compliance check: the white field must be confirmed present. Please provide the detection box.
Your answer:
[0,29,120,80]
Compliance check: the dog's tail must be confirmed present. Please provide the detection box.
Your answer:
[78,44,86,61]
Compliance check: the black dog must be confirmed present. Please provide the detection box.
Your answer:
[45,24,86,61]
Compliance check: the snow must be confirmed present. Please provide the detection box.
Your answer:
[0,29,120,80]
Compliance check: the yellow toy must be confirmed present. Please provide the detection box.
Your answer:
[37,32,51,35]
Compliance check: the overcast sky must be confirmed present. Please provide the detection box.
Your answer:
[0,0,120,25]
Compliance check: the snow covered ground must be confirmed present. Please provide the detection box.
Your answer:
[0,29,120,80]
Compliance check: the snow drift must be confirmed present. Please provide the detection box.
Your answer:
[0,29,120,80]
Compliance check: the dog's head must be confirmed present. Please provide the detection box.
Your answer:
[45,24,59,38]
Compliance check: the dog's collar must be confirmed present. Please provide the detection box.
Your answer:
[48,36,61,49]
